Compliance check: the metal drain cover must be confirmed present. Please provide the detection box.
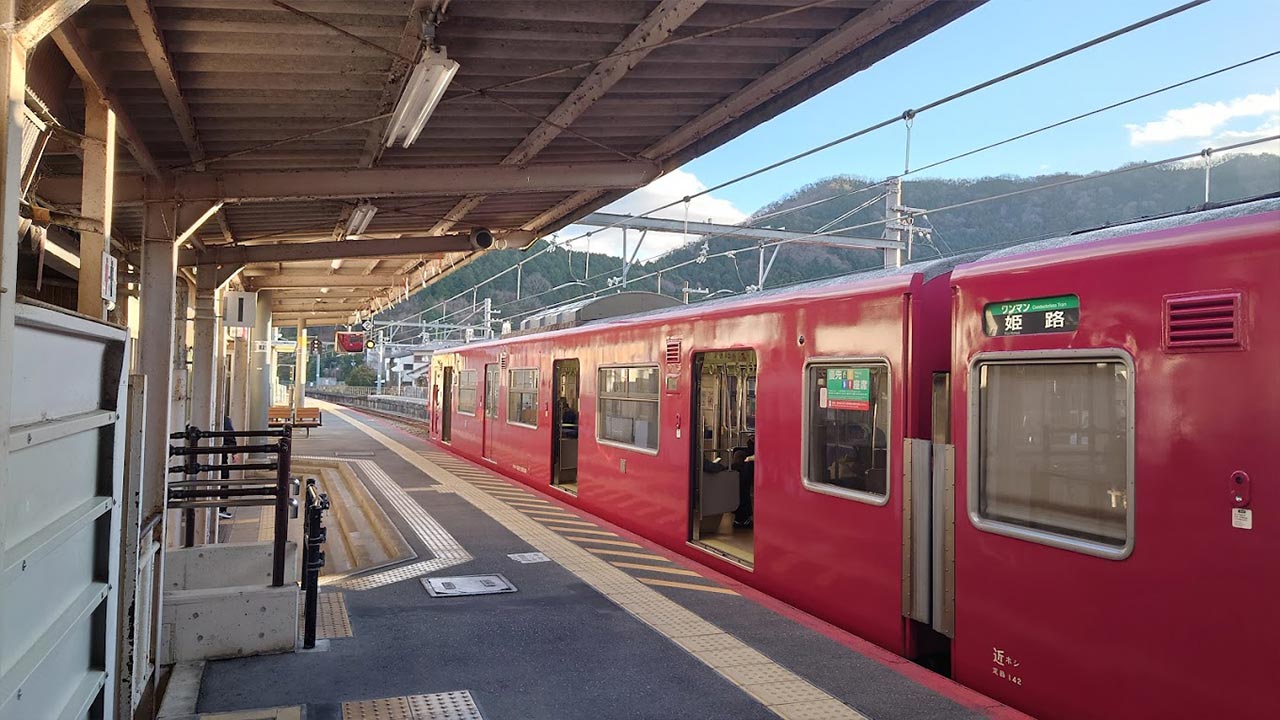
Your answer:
[507,552,550,564]
[422,574,517,597]
[334,451,376,458]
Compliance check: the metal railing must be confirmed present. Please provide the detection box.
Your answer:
[301,479,330,649]
[166,424,297,586]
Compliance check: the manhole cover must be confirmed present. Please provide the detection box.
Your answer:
[507,552,550,564]
[422,574,517,597]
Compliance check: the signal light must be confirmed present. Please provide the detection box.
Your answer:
[365,339,376,350]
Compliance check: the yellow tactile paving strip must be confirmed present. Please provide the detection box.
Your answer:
[323,405,869,720]
[318,592,354,638]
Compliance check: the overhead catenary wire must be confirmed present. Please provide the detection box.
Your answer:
[496,133,1279,323]
[544,0,1215,252]
[376,3,1263,326]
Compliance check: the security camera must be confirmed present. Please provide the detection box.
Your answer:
[469,227,495,250]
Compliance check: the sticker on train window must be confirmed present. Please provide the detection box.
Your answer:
[984,295,1079,336]
[823,367,871,410]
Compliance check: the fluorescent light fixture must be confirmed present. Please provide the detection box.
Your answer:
[384,46,459,148]
[344,202,377,239]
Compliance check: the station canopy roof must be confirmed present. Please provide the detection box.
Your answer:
[28,0,979,324]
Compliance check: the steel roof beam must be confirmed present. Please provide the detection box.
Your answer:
[244,275,403,289]
[36,161,661,206]
[578,212,904,251]
[175,230,534,267]
[125,0,204,168]
[643,0,932,162]
[431,0,704,237]
[51,22,163,179]
[17,0,91,46]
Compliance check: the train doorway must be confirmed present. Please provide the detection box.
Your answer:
[689,350,757,567]
[440,367,453,442]
[552,359,581,494]
[482,363,499,460]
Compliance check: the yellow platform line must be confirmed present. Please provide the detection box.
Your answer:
[587,548,669,561]
[639,577,738,595]
[492,493,549,504]
[610,561,701,578]
[532,518,598,528]
[544,526,616,537]
[564,536,642,548]
[506,501,560,512]
[483,489,536,498]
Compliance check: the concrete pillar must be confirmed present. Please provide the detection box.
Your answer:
[77,84,115,319]
[294,320,307,411]
[190,268,217,433]
[248,290,273,430]
[230,334,250,434]
[188,268,218,544]
[138,202,177,541]
[170,277,190,438]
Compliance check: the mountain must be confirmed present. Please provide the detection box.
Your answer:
[383,153,1279,332]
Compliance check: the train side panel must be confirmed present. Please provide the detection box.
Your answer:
[949,210,1280,719]
[430,273,952,656]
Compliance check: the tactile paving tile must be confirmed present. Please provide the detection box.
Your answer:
[407,690,485,720]
[770,698,866,720]
[318,592,353,638]
[326,407,868,720]
[743,680,833,707]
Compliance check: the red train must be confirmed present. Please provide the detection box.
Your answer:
[426,198,1279,720]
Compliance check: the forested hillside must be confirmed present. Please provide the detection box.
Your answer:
[388,153,1278,327]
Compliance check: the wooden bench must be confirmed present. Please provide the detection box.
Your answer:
[267,405,293,428]
[294,407,322,436]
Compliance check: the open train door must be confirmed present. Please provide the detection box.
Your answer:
[482,363,499,460]
[440,367,453,442]
[551,359,580,494]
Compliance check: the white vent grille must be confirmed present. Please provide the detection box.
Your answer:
[1164,292,1243,351]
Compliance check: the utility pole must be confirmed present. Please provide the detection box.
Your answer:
[882,177,931,268]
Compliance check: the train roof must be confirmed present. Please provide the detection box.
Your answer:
[974,195,1280,263]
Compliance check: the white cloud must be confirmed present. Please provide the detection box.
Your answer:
[1210,114,1280,156]
[1125,91,1279,146]
[556,169,747,263]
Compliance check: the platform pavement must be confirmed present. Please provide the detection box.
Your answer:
[194,403,1025,720]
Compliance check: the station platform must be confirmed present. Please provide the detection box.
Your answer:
[189,402,1026,720]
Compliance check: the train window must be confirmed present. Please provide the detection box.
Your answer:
[597,365,660,452]
[973,358,1132,556]
[507,368,539,427]
[803,362,890,503]
[457,370,478,415]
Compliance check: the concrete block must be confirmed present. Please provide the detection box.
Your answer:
[165,542,298,591]
[161,584,299,663]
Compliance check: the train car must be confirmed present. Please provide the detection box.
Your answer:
[426,197,1279,719]
[947,197,1280,719]
[429,260,959,659]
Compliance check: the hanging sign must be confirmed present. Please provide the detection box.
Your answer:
[223,291,257,328]
[984,295,1080,336]
[100,252,118,303]
[825,367,871,411]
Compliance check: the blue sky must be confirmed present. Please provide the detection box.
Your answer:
[561,0,1279,259]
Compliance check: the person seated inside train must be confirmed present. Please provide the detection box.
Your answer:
[559,397,578,438]
[731,436,755,529]
[825,425,886,493]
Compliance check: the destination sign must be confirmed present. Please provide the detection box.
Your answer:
[984,295,1079,336]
